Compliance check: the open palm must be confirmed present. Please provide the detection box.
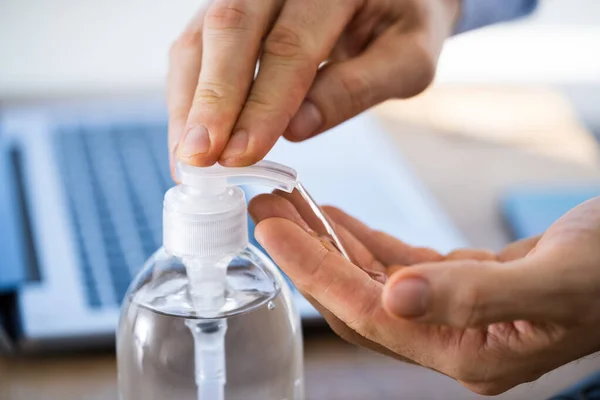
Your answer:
[249,192,600,395]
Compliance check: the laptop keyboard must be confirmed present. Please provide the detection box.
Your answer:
[54,124,171,307]
[52,123,287,308]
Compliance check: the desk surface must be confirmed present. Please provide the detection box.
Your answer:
[3,87,600,400]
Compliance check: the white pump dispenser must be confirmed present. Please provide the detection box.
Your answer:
[163,161,297,315]
[117,160,305,400]
[163,161,297,260]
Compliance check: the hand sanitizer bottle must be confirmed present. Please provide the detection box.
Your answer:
[117,161,304,400]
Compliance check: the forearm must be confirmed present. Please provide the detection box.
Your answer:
[454,0,539,34]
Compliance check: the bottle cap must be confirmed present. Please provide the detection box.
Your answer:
[163,161,297,259]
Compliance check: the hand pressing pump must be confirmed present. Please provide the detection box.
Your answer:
[117,161,304,400]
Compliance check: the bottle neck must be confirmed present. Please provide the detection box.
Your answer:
[184,255,233,314]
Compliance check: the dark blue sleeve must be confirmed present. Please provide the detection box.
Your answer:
[454,0,539,34]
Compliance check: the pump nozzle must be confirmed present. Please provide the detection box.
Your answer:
[176,160,297,194]
[164,160,297,260]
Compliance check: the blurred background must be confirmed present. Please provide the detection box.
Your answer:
[2,0,600,399]
[2,0,599,98]
[439,0,600,134]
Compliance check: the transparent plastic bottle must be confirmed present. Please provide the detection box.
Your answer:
[117,161,304,400]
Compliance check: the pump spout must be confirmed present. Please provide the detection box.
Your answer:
[164,160,298,263]
[176,160,297,193]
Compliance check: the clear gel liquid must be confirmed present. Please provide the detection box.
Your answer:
[117,251,304,400]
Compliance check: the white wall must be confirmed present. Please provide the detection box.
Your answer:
[437,0,600,84]
[0,0,598,100]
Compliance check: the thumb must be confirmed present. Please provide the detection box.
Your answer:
[284,38,435,142]
[382,257,584,328]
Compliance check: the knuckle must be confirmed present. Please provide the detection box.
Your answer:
[454,280,482,327]
[204,0,251,32]
[397,42,436,98]
[193,80,237,105]
[337,70,374,114]
[170,28,203,58]
[245,92,272,110]
[245,91,294,123]
[264,25,310,61]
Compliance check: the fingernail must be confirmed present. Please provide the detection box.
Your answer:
[221,130,249,160]
[386,278,429,318]
[178,125,210,158]
[288,101,322,140]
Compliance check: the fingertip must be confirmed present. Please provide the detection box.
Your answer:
[219,130,249,163]
[445,248,497,261]
[177,125,210,156]
[177,153,219,167]
[219,141,269,167]
[282,124,322,144]
[382,273,430,319]
[248,193,281,222]
[218,150,253,167]
[176,149,220,168]
[249,194,313,233]
[287,100,323,141]
[410,247,445,264]
[254,217,301,249]
[182,108,243,166]
[282,131,306,143]
[498,236,541,262]
[218,155,253,167]
[247,195,264,224]
[384,260,522,327]
[320,205,340,215]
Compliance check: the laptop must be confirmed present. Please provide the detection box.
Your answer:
[502,186,600,240]
[0,99,467,353]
